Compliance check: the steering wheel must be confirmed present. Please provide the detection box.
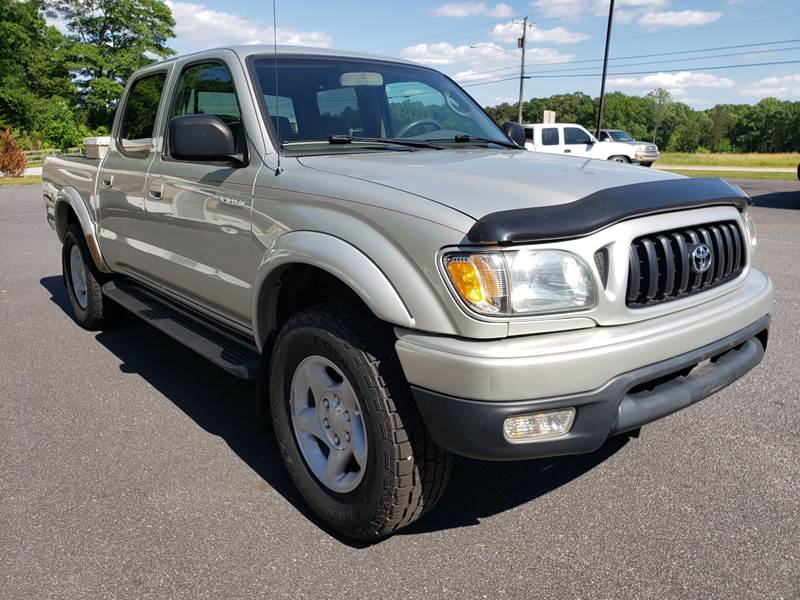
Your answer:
[396,119,444,138]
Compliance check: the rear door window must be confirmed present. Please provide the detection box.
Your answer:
[541,127,559,145]
[118,73,167,157]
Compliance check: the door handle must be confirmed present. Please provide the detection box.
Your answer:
[564,149,571,153]
[101,177,113,188]
[148,183,164,200]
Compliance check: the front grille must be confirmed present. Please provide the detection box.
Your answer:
[627,220,746,307]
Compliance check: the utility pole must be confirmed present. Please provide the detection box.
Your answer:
[595,0,615,138]
[517,16,528,124]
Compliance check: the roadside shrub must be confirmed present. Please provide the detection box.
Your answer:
[716,138,734,153]
[0,129,27,177]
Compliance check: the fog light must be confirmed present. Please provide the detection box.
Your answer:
[503,408,575,443]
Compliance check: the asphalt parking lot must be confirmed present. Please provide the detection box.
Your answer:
[1,181,798,599]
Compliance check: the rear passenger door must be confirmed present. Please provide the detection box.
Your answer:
[536,126,561,155]
[144,54,262,327]
[97,69,170,275]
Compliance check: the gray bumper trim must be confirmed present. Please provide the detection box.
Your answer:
[412,315,769,460]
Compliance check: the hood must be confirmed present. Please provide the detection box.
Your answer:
[298,148,680,220]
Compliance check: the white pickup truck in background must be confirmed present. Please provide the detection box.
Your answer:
[523,123,639,164]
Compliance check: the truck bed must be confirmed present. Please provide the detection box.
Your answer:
[42,154,100,232]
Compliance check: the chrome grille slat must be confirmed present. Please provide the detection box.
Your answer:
[627,220,746,308]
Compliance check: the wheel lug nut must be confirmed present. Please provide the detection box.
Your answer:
[334,434,340,445]
[323,399,329,409]
[342,411,350,422]
[323,418,329,428]
[344,432,351,442]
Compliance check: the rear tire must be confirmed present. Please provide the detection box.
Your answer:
[269,302,452,540]
[62,224,122,330]
[608,155,630,163]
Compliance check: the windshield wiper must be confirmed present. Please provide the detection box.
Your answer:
[282,135,444,151]
[427,134,519,149]
[345,135,445,150]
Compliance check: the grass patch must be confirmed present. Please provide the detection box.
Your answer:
[660,152,800,168]
[0,176,42,186]
[669,170,796,181]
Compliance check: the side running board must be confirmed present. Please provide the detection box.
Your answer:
[102,279,260,379]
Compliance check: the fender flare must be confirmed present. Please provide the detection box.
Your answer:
[53,187,111,273]
[252,231,415,351]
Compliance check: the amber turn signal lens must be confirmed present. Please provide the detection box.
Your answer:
[447,260,485,303]
[443,253,507,315]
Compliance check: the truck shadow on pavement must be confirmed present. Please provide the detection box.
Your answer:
[42,275,632,546]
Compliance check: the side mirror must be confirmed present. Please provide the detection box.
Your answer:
[169,114,243,165]
[502,121,526,147]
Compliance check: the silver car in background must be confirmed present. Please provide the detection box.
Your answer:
[599,129,660,166]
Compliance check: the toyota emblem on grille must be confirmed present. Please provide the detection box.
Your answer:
[690,243,712,274]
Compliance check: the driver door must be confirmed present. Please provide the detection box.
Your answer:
[562,126,595,158]
[143,55,261,326]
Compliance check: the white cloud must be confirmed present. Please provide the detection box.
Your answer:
[400,41,573,68]
[614,9,637,24]
[166,1,332,48]
[740,74,800,99]
[490,21,589,44]
[608,71,735,94]
[432,2,513,17]
[638,10,722,28]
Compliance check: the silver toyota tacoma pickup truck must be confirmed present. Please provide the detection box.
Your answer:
[43,46,773,539]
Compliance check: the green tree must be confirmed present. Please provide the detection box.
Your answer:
[645,88,672,144]
[0,0,75,142]
[46,0,175,129]
[43,97,90,148]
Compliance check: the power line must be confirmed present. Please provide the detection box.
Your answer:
[462,75,531,88]
[533,45,800,75]
[530,38,800,69]
[449,39,800,83]
[456,59,800,87]
[529,59,800,79]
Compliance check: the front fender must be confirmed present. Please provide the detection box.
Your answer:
[53,187,111,273]
[252,231,414,351]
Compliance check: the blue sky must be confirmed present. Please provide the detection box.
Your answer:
[163,0,800,108]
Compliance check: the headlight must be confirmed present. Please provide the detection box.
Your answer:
[443,250,597,316]
[743,209,757,248]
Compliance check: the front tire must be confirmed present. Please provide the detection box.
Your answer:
[269,302,451,540]
[62,224,121,330]
[608,155,630,163]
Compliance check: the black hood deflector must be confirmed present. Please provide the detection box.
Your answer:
[466,177,750,244]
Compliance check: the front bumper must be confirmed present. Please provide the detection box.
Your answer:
[397,268,772,460]
[635,150,660,163]
[412,315,769,460]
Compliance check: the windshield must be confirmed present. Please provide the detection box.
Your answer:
[250,56,511,152]
[608,130,634,142]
